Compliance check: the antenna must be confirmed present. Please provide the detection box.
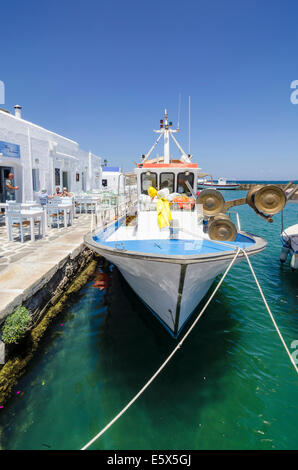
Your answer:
[188,96,191,155]
[177,92,181,130]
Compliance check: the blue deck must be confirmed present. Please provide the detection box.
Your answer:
[93,220,255,256]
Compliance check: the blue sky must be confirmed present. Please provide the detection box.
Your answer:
[1,0,298,179]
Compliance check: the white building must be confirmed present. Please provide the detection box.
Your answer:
[0,105,102,203]
[101,166,124,193]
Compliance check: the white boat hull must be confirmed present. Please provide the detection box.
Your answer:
[85,244,256,336]
[280,224,298,269]
[85,221,266,337]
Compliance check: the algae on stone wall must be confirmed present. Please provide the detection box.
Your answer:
[0,259,98,405]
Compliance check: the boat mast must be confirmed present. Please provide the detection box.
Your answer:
[163,109,170,163]
[143,109,191,164]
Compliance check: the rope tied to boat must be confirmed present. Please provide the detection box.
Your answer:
[80,244,297,450]
[81,249,240,450]
[241,248,298,374]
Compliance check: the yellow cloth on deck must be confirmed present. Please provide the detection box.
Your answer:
[156,198,172,229]
[148,186,157,198]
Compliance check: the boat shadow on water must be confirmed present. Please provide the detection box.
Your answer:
[89,263,244,447]
[279,262,298,288]
[278,263,298,320]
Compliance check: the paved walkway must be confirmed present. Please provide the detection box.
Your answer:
[0,214,91,272]
[0,194,137,322]
[0,213,93,321]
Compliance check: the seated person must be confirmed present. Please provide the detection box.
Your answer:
[62,187,72,197]
[55,187,63,196]
[38,188,53,206]
[177,180,186,194]
[177,176,192,196]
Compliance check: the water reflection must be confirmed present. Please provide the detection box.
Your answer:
[89,264,251,449]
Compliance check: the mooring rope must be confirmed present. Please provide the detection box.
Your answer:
[241,248,298,374]
[180,227,298,374]
[80,248,241,450]
[81,240,298,450]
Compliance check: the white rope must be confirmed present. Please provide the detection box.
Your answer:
[80,248,241,450]
[241,249,298,374]
[81,237,298,450]
[180,226,298,374]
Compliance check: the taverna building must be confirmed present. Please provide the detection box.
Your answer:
[0,105,102,203]
[101,166,123,192]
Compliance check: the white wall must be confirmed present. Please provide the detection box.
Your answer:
[102,171,124,193]
[0,109,102,202]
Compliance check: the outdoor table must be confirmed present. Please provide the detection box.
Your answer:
[74,196,99,213]
[56,202,73,226]
[6,208,46,242]
[0,202,39,210]
[1,202,41,227]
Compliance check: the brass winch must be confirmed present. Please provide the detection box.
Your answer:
[197,184,288,242]
[196,189,225,216]
[208,213,237,242]
[246,184,286,216]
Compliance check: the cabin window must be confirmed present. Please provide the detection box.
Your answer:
[141,172,157,194]
[76,173,80,182]
[160,172,175,193]
[177,172,194,196]
[102,179,107,187]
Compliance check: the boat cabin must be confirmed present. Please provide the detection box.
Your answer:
[134,162,203,239]
[135,162,200,198]
[132,111,204,237]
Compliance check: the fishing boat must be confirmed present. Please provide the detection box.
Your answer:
[280,224,298,269]
[198,176,240,190]
[85,111,287,337]
[280,185,298,269]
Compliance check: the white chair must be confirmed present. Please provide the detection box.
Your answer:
[1,200,16,227]
[47,199,64,229]
[60,196,72,203]
[75,196,84,214]
[60,196,73,225]
[6,204,41,242]
[25,200,38,210]
[84,198,97,214]
[75,195,94,214]
[39,194,49,208]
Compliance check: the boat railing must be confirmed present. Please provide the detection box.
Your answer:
[90,185,138,232]
[136,199,204,231]
[226,210,241,231]
[137,199,203,212]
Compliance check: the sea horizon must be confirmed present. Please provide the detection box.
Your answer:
[235,179,298,184]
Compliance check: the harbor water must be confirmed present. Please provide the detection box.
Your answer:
[0,190,297,450]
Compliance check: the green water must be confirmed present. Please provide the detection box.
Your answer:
[0,190,297,450]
